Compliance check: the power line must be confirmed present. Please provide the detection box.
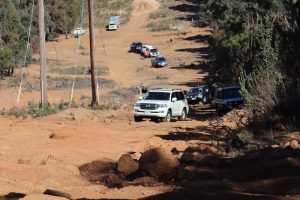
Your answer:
[17,0,35,104]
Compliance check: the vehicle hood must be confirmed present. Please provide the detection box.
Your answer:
[187,92,200,96]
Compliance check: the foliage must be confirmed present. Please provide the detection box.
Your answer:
[198,0,300,122]
[0,45,13,70]
[3,100,77,119]
[45,0,81,40]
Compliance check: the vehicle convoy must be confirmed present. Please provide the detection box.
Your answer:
[152,56,167,67]
[186,84,210,104]
[213,86,245,115]
[108,16,120,31]
[141,44,152,56]
[73,27,85,37]
[134,89,189,122]
[130,42,143,53]
[148,47,159,57]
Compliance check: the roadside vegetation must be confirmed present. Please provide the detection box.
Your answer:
[0,0,134,78]
[147,1,192,32]
[94,0,133,27]
[196,0,300,132]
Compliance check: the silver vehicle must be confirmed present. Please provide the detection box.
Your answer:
[134,89,189,122]
[73,27,85,37]
[108,16,120,31]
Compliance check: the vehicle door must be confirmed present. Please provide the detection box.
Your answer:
[170,92,180,116]
[176,91,186,114]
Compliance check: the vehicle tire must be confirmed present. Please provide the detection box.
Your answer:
[134,116,142,122]
[163,110,172,122]
[216,106,223,116]
[179,108,187,121]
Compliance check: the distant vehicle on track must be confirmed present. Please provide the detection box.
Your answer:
[130,42,143,53]
[73,27,85,37]
[152,56,167,68]
[108,16,120,31]
[213,86,245,115]
[186,85,210,104]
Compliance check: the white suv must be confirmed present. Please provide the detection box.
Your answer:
[73,27,85,37]
[134,89,189,122]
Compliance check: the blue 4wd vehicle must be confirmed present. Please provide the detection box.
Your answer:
[152,56,167,67]
[130,42,143,53]
[186,85,210,104]
[213,86,245,115]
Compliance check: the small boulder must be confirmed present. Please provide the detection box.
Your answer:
[133,176,159,187]
[284,142,291,148]
[102,174,123,188]
[291,140,300,150]
[117,154,139,176]
[275,123,287,131]
[139,147,179,180]
[181,151,202,163]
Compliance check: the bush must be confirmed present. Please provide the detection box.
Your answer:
[240,66,283,120]
[147,22,171,32]
[2,100,77,119]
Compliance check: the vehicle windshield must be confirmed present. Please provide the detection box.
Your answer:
[144,92,170,101]
[218,88,241,99]
[190,88,202,93]
[157,57,165,62]
[150,49,157,53]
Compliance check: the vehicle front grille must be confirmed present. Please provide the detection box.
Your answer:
[140,103,158,110]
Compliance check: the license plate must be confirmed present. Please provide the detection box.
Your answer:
[144,111,151,115]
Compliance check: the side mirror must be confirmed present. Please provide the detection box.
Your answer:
[139,96,143,100]
[172,97,177,102]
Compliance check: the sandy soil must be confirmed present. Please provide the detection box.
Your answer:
[1,0,299,199]
[0,0,211,199]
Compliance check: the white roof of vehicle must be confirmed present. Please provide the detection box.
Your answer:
[142,45,153,48]
[148,89,182,93]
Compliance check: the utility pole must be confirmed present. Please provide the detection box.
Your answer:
[88,0,98,107]
[38,0,48,109]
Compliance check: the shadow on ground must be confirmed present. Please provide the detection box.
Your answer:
[142,146,300,200]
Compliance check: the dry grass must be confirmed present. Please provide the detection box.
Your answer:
[80,0,134,28]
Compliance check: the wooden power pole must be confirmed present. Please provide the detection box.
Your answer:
[38,0,48,109]
[88,0,98,107]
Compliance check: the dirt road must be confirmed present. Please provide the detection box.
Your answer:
[0,0,211,199]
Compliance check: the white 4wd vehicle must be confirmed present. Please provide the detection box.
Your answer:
[73,27,85,37]
[108,21,117,31]
[134,89,189,122]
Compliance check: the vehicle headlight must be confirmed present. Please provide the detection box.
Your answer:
[198,94,203,98]
[158,104,168,108]
[134,103,141,107]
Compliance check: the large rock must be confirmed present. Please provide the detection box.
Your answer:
[291,140,300,150]
[139,147,179,180]
[117,154,139,175]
